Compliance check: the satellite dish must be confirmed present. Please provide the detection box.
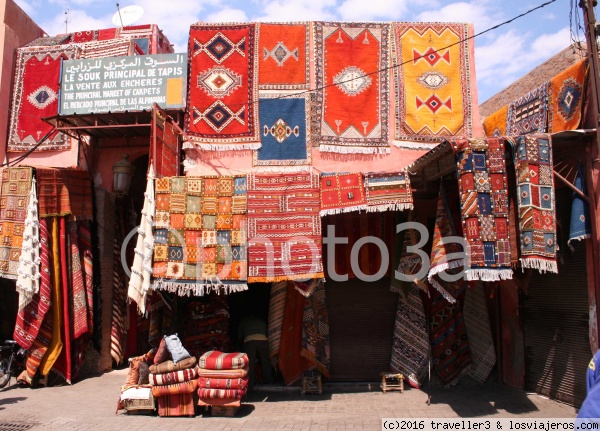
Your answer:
[112,5,144,27]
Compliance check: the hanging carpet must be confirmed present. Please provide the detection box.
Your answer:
[268,281,288,366]
[463,283,496,383]
[483,105,507,138]
[320,172,367,216]
[548,59,586,133]
[568,161,591,250]
[506,83,549,136]
[301,279,331,378]
[364,171,413,212]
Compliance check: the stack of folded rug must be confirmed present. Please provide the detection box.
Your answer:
[196,350,249,410]
[149,334,197,417]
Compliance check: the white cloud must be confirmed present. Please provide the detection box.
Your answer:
[337,0,433,21]
[13,0,35,16]
[416,1,500,31]
[204,8,249,23]
[251,0,337,21]
[41,9,112,36]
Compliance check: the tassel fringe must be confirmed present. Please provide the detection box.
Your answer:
[151,279,248,296]
[364,203,414,212]
[183,141,261,151]
[464,268,513,282]
[427,259,464,281]
[319,144,390,155]
[519,258,558,274]
[319,205,368,217]
[429,277,457,304]
[568,234,591,252]
[392,140,440,150]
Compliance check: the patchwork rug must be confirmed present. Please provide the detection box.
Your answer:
[548,59,585,133]
[390,288,430,389]
[506,83,549,136]
[301,280,330,378]
[254,92,311,166]
[152,175,248,295]
[247,170,323,282]
[463,283,496,383]
[483,105,507,138]
[8,45,80,152]
[185,23,260,149]
[364,172,413,212]
[393,23,472,142]
[452,138,513,282]
[0,167,33,279]
[320,172,367,216]
[268,281,288,365]
[314,22,390,154]
[511,134,558,273]
[568,162,591,250]
[258,23,309,90]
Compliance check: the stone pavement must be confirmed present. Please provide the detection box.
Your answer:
[0,369,577,431]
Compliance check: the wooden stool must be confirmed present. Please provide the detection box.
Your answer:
[381,372,404,393]
[301,371,323,395]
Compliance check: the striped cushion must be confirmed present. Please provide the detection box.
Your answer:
[198,351,248,370]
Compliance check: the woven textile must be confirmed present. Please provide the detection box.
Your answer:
[8,45,80,152]
[199,351,248,370]
[463,283,496,383]
[506,83,549,136]
[548,60,586,132]
[268,281,288,365]
[151,367,200,385]
[300,279,330,377]
[68,220,88,339]
[63,170,93,219]
[0,167,34,279]
[511,134,558,273]
[152,175,248,295]
[390,288,430,389]
[568,162,591,250]
[185,23,260,149]
[79,39,132,58]
[152,380,198,397]
[365,172,413,212]
[294,278,320,298]
[111,206,127,365]
[320,172,367,216]
[157,392,195,417]
[197,367,248,379]
[253,93,311,166]
[452,138,514,281]
[149,357,198,374]
[78,220,94,333]
[483,105,507,138]
[247,171,323,282]
[426,284,472,387]
[198,376,248,390]
[198,388,245,400]
[258,23,309,90]
[393,23,472,142]
[53,217,72,383]
[314,22,390,154]
[390,212,428,295]
[36,168,71,217]
[71,30,99,42]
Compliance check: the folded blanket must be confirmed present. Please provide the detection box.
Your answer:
[198,351,248,370]
[197,388,246,400]
[197,367,249,379]
[149,357,197,374]
[198,376,248,390]
[152,380,198,397]
[121,386,152,401]
[150,367,199,386]
[198,398,241,407]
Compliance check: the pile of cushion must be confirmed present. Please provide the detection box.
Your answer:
[196,350,249,409]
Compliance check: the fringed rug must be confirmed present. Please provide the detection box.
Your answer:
[8,45,80,152]
[253,92,311,166]
[548,59,585,132]
[301,280,330,378]
[268,281,288,366]
[390,288,430,389]
[452,138,513,282]
[247,170,323,282]
[426,284,472,387]
[568,161,591,250]
[483,105,507,138]
[68,220,88,339]
[152,175,248,295]
[314,22,390,154]
[393,23,472,143]
[185,23,260,150]
[0,167,33,279]
[506,83,549,135]
[258,23,309,90]
[511,134,558,273]
[320,172,367,216]
[365,172,413,212]
[463,283,496,383]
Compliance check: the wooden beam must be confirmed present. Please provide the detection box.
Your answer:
[553,169,590,203]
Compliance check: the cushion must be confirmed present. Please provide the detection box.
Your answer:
[154,337,170,365]
[125,356,143,386]
[164,333,191,364]
[149,357,197,374]
[138,362,150,385]
[150,367,199,386]
[198,351,248,370]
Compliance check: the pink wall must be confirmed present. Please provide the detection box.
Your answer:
[94,136,150,193]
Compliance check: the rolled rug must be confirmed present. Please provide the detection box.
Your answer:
[197,367,249,379]
[198,351,248,370]
[198,376,248,390]
[150,367,200,386]
[198,388,246,400]
[149,357,197,374]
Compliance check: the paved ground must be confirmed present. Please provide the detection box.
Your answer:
[0,369,577,431]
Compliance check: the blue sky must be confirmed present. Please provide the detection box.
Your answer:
[14,0,583,104]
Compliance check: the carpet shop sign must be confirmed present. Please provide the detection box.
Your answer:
[59,53,187,115]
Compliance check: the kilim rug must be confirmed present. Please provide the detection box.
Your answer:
[365,171,413,212]
[253,92,311,166]
[568,162,591,251]
[294,278,320,298]
[111,205,128,365]
[8,45,80,152]
[185,23,260,149]
[279,283,312,385]
[247,170,323,282]
[425,284,472,387]
[301,279,330,377]
[0,167,33,280]
[36,168,71,218]
[506,83,549,136]
[390,211,428,295]
[152,175,248,295]
[268,281,288,366]
[53,217,72,383]
[258,23,309,90]
[64,169,94,219]
[463,283,496,383]
[510,134,558,273]
[548,59,586,133]
[68,219,88,339]
[314,22,390,154]
[79,38,133,59]
[78,220,94,334]
[393,23,472,142]
[452,138,514,281]
[320,172,367,216]
[483,105,507,138]
[389,288,430,389]
[71,30,99,42]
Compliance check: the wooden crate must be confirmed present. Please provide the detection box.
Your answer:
[211,405,239,417]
